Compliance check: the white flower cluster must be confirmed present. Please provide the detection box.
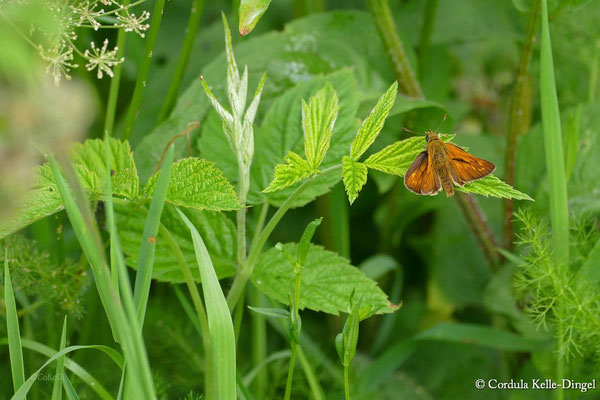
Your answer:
[8,0,150,85]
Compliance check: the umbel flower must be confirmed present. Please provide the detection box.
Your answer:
[84,39,123,79]
[39,43,78,86]
[6,0,151,85]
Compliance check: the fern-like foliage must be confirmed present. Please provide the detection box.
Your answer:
[513,208,600,359]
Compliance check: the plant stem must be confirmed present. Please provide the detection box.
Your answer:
[157,0,205,122]
[283,343,298,400]
[249,285,267,397]
[296,347,325,400]
[121,0,167,141]
[344,364,350,400]
[455,192,500,269]
[226,165,342,311]
[503,0,540,248]
[237,164,249,270]
[417,0,439,79]
[368,0,423,98]
[103,0,130,137]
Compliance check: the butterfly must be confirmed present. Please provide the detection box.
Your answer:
[403,115,496,197]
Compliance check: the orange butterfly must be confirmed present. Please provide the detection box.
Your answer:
[403,115,495,197]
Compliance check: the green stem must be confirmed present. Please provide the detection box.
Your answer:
[157,0,205,122]
[503,0,540,248]
[121,0,167,140]
[103,0,131,138]
[296,347,325,400]
[237,164,249,270]
[556,323,565,400]
[283,343,298,400]
[226,165,342,311]
[344,365,350,400]
[417,0,439,79]
[368,0,423,97]
[249,285,267,397]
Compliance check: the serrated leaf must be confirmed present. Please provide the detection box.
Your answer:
[117,205,236,283]
[342,156,368,205]
[250,69,359,207]
[0,138,138,238]
[302,82,340,170]
[262,151,314,193]
[351,81,398,160]
[144,158,240,211]
[252,243,398,315]
[457,175,533,200]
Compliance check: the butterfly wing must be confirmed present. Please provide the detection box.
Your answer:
[446,143,496,186]
[404,151,442,195]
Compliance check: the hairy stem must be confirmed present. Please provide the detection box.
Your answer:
[157,0,205,122]
[368,0,423,98]
[121,0,167,140]
[503,0,541,248]
[456,192,500,269]
[226,165,342,311]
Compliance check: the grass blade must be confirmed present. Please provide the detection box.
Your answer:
[61,374,80,400]
[540,0,569,264]
[133,143,174,325]
[177,208,237,400]
[51,316,68,400]
[0,338,120,400]
[4,253,26,395]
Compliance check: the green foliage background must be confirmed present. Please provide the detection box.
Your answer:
[1,0,600,399]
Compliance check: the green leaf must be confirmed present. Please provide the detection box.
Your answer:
[51,316,68,400]
[302,82,340,170]
[297,218,322,267]
[117,205,237,283]
[144,157,240,211]
[252,243,398,315]
[247,306,290,319]
[262,151,314,193]
[457,175,534,200]
[5,254,25,393]
[350,81,398,160]
[364,135,533,200]
[0,138,138,238]
[177,208,237,400]
[239,0,272,36]
[342,156,368,205]
[250,69,360,207]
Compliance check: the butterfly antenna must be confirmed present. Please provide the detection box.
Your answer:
[434,113,448,133]
[401,127,421,135]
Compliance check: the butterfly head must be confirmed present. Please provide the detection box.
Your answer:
[425,130,438,142]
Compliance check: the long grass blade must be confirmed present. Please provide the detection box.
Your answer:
[4,253,26,395]
[133,143,174,325]
[61,374,80,400]
[51,316,68,400]
[177,208,237,400]
[540,0,569,264]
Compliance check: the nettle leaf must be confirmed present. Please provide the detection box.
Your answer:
[302,82,340,170]
[0,138,138,238]
[250,69,360,207]
[365,135,532,200]
[263,151,314,193]
[144,158,240,211]
[342,156,368,205]
[458,176,533,200]
[350,81,398,160]
[117,205,237,282]
[252,243,398,315]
